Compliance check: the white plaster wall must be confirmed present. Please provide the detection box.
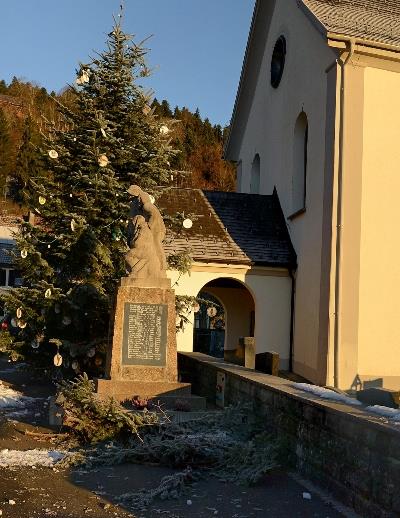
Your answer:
[0,226,17,241]
[168,266,292,369]
[235,0,337,382]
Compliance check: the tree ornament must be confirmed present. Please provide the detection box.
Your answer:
[20,249,28,259]
[87,347,96,358]
[10,318,17,328]
[17,320,27,329]
[38,196,46,205]
[160,125,170,135]
[1,321,8,331]
[81,71,90,83]
[100,128,107,138]
[44,288,52,299]
[48,150,58,159]
[62,316,72,326]
[71,219,77,232]
[71,361,79,371]
[98,154,109,167]
[207,306,217,317]
[69,193,73,198]
[183,218,193,229]
[53,353,63,367]
[47,244,51,249]
[16,307,22,319]
[112,228,122,241]
[31,340,40,349]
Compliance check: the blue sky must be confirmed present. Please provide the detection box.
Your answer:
[0,1,254,125]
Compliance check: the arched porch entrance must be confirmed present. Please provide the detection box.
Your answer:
[193,278,255,358]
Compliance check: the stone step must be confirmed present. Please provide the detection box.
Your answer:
[95,379,192,403]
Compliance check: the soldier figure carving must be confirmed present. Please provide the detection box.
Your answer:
[125,185,167,280]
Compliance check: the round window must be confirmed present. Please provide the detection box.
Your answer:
[271,36,286,88]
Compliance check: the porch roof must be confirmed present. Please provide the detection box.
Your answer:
[159,188,296,269]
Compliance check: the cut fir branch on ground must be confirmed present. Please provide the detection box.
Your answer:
[57,375,280,512]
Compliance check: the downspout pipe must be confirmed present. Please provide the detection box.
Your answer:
[333,39,355,388]
[289,268,296,372]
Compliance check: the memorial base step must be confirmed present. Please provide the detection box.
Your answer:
[156,394,206,411]
[95,379,192,402]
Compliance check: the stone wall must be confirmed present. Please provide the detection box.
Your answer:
[178,352,400,518]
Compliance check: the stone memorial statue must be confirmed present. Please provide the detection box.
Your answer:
[125,185,168,280]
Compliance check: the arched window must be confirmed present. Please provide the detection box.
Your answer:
[292,113,308,214]
[250,154,260,194]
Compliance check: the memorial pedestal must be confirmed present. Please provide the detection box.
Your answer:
[95,278,197,406]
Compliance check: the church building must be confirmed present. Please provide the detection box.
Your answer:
[223,0,400,390]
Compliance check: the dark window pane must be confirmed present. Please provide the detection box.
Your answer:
[8,269,15,287]
[0,269,6,287]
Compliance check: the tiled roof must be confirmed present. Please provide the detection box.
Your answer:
[0,243,15,267]
[159,188,296,268]
[302,0,400,47]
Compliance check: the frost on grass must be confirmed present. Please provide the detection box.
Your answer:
[293,383,362,406]
[0,449,65,468]
[365,405,400,422]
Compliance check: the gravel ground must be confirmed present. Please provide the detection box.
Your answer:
[0,357,356,518]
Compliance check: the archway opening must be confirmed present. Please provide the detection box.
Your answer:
[193,278,255,359]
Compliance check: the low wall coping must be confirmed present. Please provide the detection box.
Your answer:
[179,352,400,438]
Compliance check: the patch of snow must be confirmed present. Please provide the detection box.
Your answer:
[0,381,36,408]
[0,381,37,415]
[293,383,362,406]
[365,405,400,421]
[0,449,65,468]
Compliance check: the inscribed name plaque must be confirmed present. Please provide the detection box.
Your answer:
[122,302,168,366]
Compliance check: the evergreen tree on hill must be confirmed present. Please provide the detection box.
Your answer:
[1,14,179,373]
[0,108,12,193]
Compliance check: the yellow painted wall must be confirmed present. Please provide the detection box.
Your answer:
[167,264,292,369]
[358,66,400,378]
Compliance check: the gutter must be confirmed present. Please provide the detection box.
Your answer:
[327,32,400,56]
[333,38,355,388]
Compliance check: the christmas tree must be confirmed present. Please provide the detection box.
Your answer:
[1,11,181,374]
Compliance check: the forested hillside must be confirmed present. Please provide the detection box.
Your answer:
[0,78,235,216]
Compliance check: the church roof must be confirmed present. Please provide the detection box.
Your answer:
[159,188,296,269]
[302,0,400,47]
